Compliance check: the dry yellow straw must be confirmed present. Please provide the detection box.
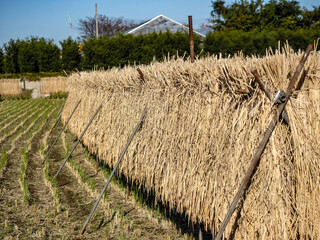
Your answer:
[62,44,320,238]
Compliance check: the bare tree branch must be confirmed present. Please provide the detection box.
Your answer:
[79,15,143,40]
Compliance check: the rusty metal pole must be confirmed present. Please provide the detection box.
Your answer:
[214,44,312,240]
[188,16,194,63]
[80,108,147,235]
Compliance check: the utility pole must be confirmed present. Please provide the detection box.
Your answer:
[69,14,72,38]
[95,3,98,39]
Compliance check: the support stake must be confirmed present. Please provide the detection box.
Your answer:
[43,100,81,164]
[55,100,103,178]
[63,70,69,77]
[214,44,312,240]
[80,108,147,235]
[47,99,67,144]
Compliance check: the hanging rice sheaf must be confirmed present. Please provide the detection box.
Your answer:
[62,44,320,239]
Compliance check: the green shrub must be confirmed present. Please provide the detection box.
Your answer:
[81,31,202,69]
[60,37,81,71]
[204,28,320,56]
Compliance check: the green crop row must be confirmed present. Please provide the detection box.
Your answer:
[20,148,29,204]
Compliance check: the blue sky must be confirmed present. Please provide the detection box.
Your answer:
[0,0,318,47]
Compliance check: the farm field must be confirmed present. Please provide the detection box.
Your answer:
[0,98,191,239]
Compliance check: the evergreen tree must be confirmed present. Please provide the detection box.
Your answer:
[3,39,20,73]
[210,0,319,31]
[60,37,81,71]
[37,38,61,72]
[18,37,39,73]
[0,48,4,73]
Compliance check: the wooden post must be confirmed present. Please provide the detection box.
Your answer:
[188,16,194,63]
[137,68,145,85]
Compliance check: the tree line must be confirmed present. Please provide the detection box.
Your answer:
[0,37,81,74]
[0,0,319,74]
[0,32,202,74]
[210,0,320,31]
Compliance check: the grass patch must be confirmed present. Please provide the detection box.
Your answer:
[49,93,68,99]
[0,89,33,100]
[0,72,66,81]
[44,158,60,206]
[69,159,96,192]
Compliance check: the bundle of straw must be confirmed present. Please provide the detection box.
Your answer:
[40,77,68,94]
[62,44,320,238]
[0,79,22,95]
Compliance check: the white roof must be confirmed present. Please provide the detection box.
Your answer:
[127,14,206,38]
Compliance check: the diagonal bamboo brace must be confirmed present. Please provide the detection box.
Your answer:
[215,44,312,240]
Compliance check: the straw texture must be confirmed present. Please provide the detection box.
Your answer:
[40,77,68,94]
[62,45,320,239]
[0,79,22,95]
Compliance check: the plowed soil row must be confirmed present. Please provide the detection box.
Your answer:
[0,99,191,239]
